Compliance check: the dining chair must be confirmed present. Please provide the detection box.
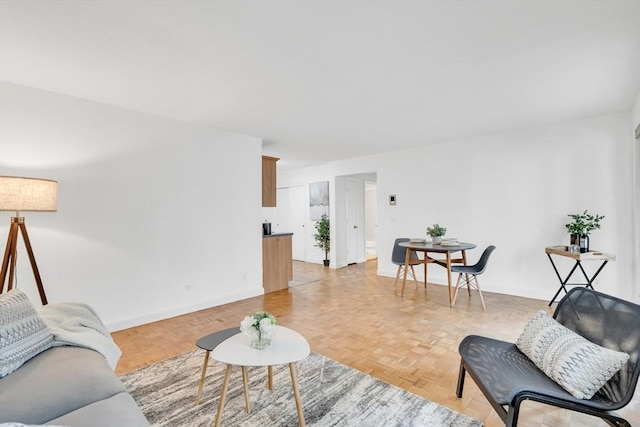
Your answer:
[391,238,423,288]
[451,245,495,309]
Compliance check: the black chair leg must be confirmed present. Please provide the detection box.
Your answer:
[505,404,520,427]
[456,359,466,398]
[601,415,631,427]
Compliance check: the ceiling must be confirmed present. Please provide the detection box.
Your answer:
[1,1,639,170]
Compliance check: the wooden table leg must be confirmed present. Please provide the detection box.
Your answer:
[289,362,306,427]
[268,365,273,390]
[213,364,233,427]
[423,251,428,296]
[461,250,471,296]
[446,252,453,307]
[195,350,210,405]
[401,248,411,297]
[241,366,250,413]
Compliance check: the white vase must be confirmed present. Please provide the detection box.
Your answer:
[432,236,442,245]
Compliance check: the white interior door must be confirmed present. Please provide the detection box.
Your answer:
[365,181,377,259]
[289,185,306,261]
[346,178,358,264]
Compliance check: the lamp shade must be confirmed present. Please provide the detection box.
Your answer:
[0,176,57,212]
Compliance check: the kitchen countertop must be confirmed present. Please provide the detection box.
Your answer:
[263,232,293,238]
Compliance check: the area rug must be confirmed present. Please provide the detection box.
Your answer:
[120,350,482,427]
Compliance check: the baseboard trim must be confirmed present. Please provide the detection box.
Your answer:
[107,287,264,332]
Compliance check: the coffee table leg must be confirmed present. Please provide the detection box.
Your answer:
[195,350,210,405]
[289,362,306,427]
[241,366,250,412]
[268,365,273,390]
[214,364,233,427]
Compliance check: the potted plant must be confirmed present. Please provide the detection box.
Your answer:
[426,223,447,245]
[314,214,330,266]
[565,210,604,253]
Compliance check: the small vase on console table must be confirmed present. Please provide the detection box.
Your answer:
[579,234,589,253]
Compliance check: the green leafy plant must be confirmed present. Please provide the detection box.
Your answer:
[313,214,330,262]
[426,223,447,237]
[565,210,604,236]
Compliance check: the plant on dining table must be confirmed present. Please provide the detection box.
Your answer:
[426,224,447,237]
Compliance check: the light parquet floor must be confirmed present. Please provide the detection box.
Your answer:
[112,260,639,427]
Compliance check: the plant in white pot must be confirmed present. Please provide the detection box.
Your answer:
[313,214,330,266]
[426,223,447,245]
[565,210,604,253]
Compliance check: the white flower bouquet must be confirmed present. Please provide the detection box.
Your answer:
[240,311,277,349]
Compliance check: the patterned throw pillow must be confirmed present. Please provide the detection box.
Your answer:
[0,288,54,377]
[516,310,629,399]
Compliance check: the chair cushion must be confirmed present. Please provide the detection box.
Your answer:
[516,310,629,399]
[0,289,54,378]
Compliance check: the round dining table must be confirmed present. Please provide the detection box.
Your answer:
[398,241,476,306]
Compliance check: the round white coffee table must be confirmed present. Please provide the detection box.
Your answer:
[210,325,310,427]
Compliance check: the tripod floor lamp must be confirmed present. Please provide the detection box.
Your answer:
[0,176,57,305]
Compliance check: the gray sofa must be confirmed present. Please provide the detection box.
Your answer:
[0,346,149,426]
[0,289,149,426]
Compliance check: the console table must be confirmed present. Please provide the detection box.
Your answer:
[545,246,615,306]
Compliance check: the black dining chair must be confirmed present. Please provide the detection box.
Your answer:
[450,245,495,309]
[391,238,423,289]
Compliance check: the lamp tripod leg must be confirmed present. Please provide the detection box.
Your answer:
[0,219,48,305]
[18,223,48,305]
[1,220,19,294]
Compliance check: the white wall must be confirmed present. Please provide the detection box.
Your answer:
[280,112,636,303]
[0,81,264,330]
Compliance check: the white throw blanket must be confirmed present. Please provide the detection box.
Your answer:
[37,303,122,370]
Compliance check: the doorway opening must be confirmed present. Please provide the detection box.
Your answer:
[365,181,377,261]
[339,172,377,267]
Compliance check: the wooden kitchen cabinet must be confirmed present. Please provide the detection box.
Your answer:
[263,233,293,293]
[262,155,279,207]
